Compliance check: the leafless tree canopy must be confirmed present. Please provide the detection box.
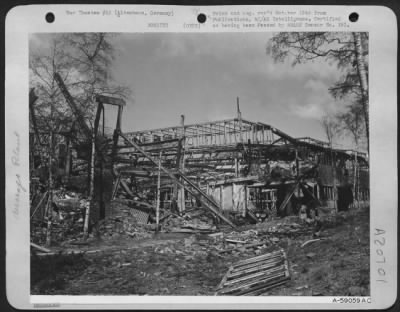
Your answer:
[267,32,369,152]
[29,33,131,135]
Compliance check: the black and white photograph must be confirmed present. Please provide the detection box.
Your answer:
[28,31,371,296]
[5,4,398,309]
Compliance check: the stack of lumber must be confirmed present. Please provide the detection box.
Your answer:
[215,249,290,296]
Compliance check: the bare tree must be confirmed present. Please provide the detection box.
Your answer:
[321,114,338,147]
[30,33,130,133]
[321,113,339,211]
[267,32,369,152]
[30,33,131,243]
[336,101,365,149]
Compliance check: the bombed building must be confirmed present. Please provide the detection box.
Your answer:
[30,85,369,230]
[27,31,373,298]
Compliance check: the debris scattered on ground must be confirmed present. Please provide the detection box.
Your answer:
[31,206,370,296]
[161,209,217,233]
[215,249,290,296]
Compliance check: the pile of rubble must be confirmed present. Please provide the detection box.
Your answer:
[97,216,153,240]
[161,209,218,233]
[151,227,283,260]
[263,222,313,237]
[31,189,89,245]
[96,200,154,240]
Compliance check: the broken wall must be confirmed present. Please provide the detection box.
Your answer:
[208,183,247,216]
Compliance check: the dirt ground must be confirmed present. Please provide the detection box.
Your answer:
[31,206,370,296]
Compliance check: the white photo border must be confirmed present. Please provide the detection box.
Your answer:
[5,4,398,310]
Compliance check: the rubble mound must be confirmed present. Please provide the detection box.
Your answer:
[97,200,153,240]
[97,216,152,240]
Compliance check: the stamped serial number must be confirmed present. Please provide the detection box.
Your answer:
[332,297,371,304]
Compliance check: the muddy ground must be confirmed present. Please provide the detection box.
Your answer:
[31,206,369,296]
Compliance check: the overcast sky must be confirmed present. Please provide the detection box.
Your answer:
[111,33,350,143]
[31,32,352,146]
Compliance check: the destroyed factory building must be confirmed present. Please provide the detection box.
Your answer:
[30,92,370,229]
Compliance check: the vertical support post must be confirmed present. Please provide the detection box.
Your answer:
[232,183,236,212]
[220,185,223,210]
[244,185,248,216]
[196,126,200,147]
[179,115,186,214]
[224,122,227,145]
[99,105,105,220]
[262,125,265,143]
[65,138,72,180]
[156,151,162,232]
[111,105,123,165]
[295,149,300,199]
[234,158,238,177]
[237,97,243,144]
[219,123,222,145]
[233,121,237,144]
[84,128,96,240]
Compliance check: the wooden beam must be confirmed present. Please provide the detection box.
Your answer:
[31,243,51,253]
[96,94,126,107]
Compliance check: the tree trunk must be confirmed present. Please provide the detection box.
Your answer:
[83,130,96,240]
[353,32,369,153]
[156,151,162,232]
[45,126,54,247]
[65,138,71,180]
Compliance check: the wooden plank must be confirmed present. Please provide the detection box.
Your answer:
[227,260,284,280]
[232,255,283,272]
[96,94,126,107]
[233,252,283,267]
[234,249,283,266]
[214,249,290,296]
[168,228,214,234]
[219,272,287,295]
[225,239,247,244]
[31,243,51,253]
[234,252,282,268]
[218,271,286,295]
[223,265,285,287]
[230,257,284,275]
[119,179,134,198]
